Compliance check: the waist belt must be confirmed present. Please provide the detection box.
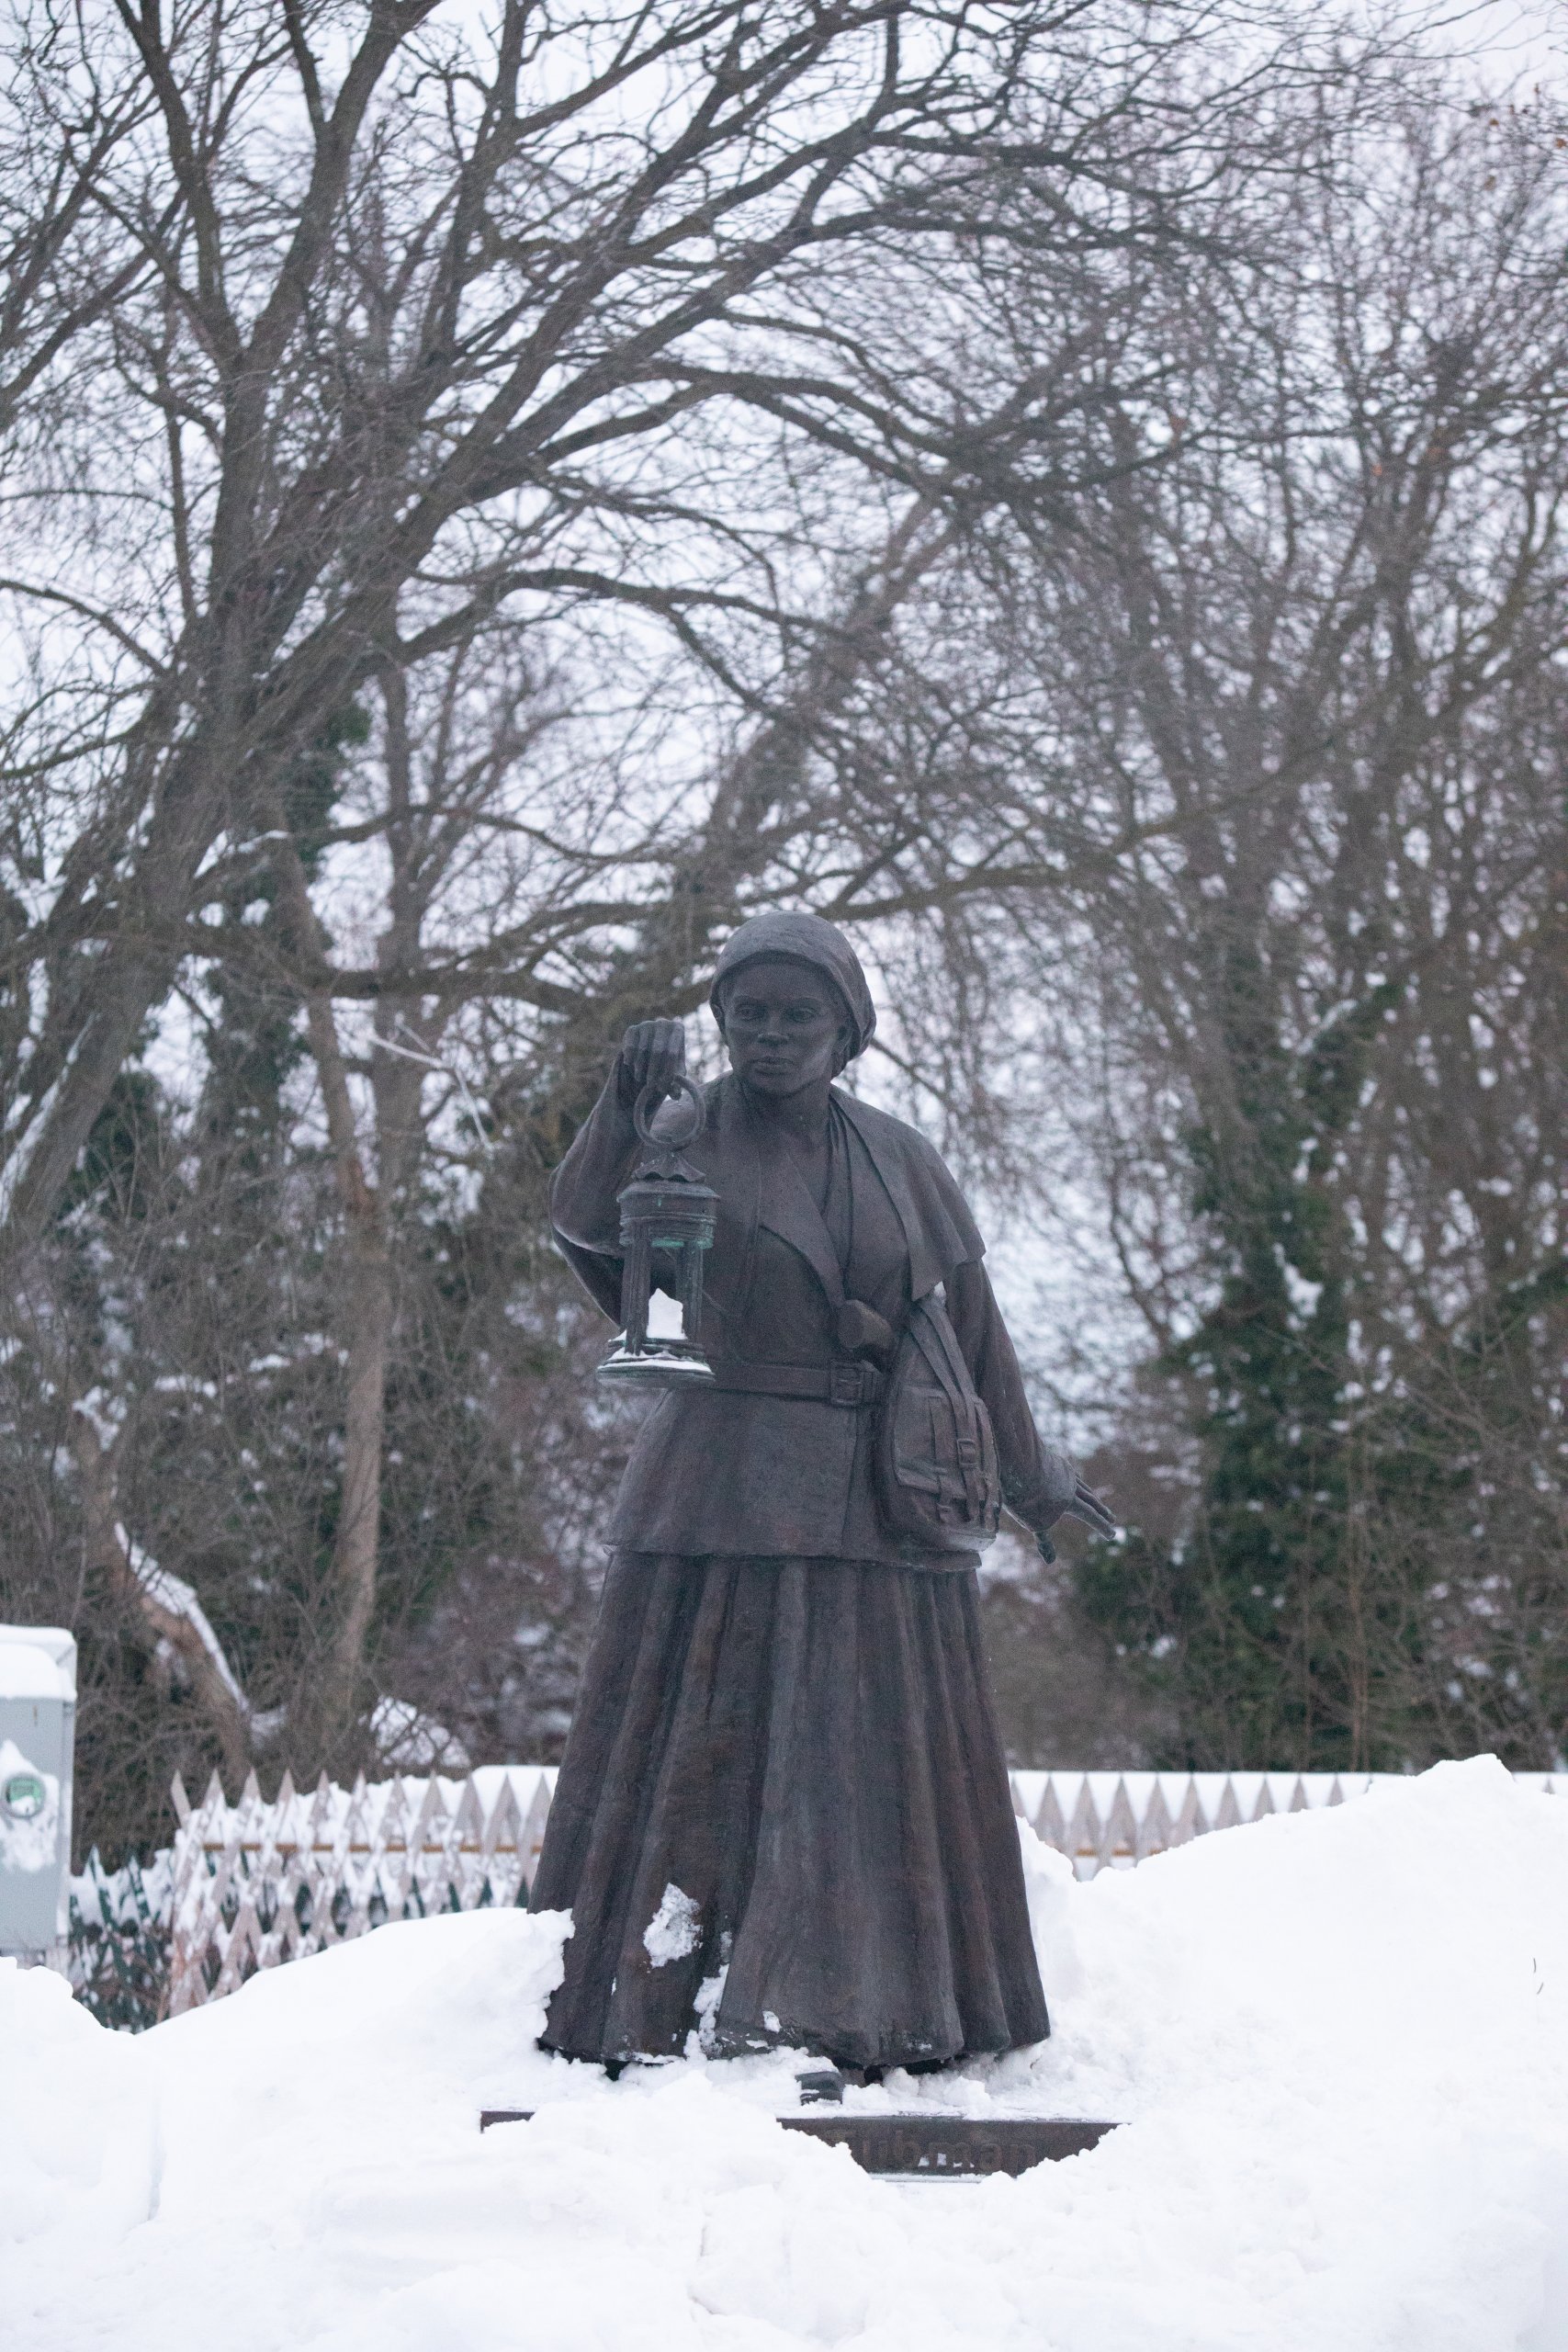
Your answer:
[706,1360,885,1408]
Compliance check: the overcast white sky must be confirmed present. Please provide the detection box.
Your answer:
[1414,0,1563,83]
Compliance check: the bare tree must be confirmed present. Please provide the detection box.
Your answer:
[0,0,1234,1265]
[955,85,1568,1766]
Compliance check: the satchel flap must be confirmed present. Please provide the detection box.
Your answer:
[875,1295,1002,1548]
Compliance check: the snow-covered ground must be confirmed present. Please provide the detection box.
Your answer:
[5,1754,1567,2349]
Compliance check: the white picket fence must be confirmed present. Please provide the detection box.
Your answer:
[166,1762,1568,2014]
[167,1764,558,2014]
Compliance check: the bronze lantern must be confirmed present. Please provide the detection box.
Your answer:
[597,1078,717,1388]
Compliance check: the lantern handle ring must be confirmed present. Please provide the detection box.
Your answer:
[633,1074,705,1149]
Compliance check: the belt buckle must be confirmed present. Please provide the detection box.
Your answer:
[829,1363,863,1407]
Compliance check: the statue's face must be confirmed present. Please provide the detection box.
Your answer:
[717,957,852,1097]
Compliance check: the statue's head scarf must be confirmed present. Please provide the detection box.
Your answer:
[708,910,875,1074]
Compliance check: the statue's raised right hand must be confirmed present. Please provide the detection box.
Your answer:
[617,1017,686,1107]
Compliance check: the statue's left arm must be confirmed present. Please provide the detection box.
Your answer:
[944,1259,1116,1556]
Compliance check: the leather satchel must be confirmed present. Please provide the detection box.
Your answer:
[874,1293,1001,1552]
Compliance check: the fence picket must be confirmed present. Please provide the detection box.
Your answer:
[1032,1778,1067,1850]
[1101,1778,1140,1868]
[1137,1780,1172,1861]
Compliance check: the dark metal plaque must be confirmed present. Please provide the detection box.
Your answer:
[780,2115,1117,2175]
[479,2110,1118,2177]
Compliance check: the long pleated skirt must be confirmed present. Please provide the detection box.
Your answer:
[529,1551,1049,2073]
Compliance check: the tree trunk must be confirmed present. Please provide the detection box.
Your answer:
[301,985,393,1757]
[70,1403,254,1790]
[325,1182,394,1756]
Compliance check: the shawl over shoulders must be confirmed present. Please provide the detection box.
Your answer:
[828,1091,984,1303]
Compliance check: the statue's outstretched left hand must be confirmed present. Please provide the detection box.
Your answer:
[1063,1478,1117,1540]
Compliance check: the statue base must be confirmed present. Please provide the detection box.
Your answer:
[478,2110,1118,2177]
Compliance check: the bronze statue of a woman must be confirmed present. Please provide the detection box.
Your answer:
[531,910,1112,2075]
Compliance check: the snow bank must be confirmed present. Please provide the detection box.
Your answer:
[0,1964,157,2266]
[6,1756,1568,2349]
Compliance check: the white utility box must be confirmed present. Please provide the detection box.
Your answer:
[0,1623,77,1961]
